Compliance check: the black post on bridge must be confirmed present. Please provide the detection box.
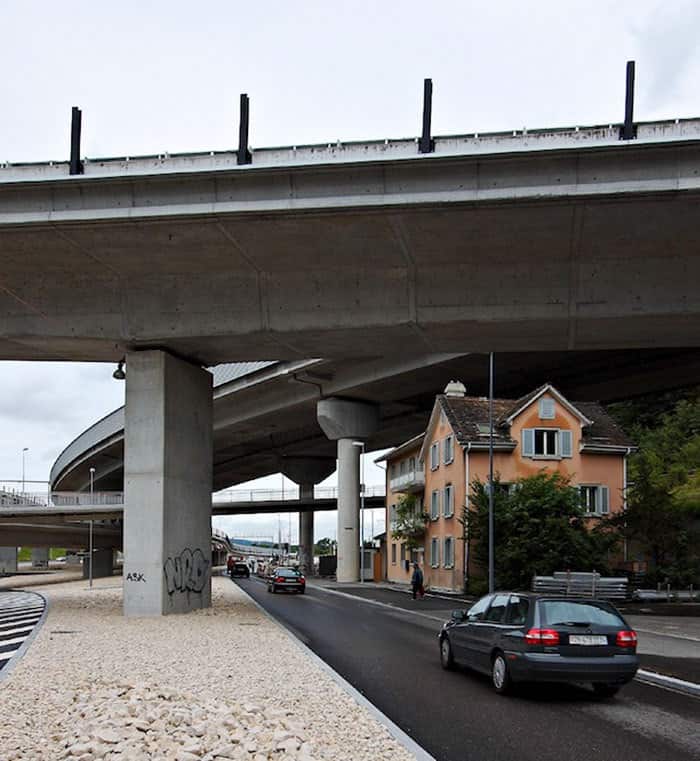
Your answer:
[419,77,435,154]
[69,106,84,175]
[237,93,252,165]
[620,60,637,140]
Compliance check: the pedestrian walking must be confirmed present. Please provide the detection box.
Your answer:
[411,561,424,600]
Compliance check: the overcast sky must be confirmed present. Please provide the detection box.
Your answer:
[2,0,699,541]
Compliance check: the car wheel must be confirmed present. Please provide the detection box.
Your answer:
[298,588,305,594]
[271,584,276,593]
[267,584,272,593]
[440,636,455,670]
[492,652,511,694]
[593,683,620,698]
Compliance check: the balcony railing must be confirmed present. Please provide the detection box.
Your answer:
[389,469,425,493]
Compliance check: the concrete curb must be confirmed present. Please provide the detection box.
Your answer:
[0,590,49,685]
[236,581,437,761]
[636,669,700,698]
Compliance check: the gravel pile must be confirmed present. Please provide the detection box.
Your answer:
[0,577,415,761]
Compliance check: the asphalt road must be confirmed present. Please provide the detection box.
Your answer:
[236,577,700,761]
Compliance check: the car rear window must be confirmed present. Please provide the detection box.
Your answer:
[539,600,625,627]
[276,569,299,577]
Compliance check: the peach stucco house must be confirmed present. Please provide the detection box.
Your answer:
[383,382,633,593]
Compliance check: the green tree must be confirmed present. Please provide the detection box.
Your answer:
[466,472,617,590]
[314,537,335,556]
[608,396,700,585]
[391,493,429,551]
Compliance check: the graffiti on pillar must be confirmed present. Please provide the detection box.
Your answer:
[163,548,209,596]
[126,572,146,582]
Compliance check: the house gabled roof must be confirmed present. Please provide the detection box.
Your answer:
[374,433,424,463]
[417,386,634,454]
[502,383,593,427]
[419,394,518,461]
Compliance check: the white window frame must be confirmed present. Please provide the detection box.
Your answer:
[533,427,559,458]
[443,536,454,569]
[430,490,440,520]
[443,484,454,518]
[443,435,454,465]
[430,537,440,568]
[580,485,610,516]
[430,441,440,470]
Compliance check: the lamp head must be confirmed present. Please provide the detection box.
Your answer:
[112,359,126,380]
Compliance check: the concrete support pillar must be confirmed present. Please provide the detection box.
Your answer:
[0,547,18,575]
[298,505,314,576]
[337,438,361,582]
[31,548,49,569]
[123,350,213,617]
[317,398,379,584]
[82,548,114,579]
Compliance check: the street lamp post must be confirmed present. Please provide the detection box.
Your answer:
[352,441,366,583]
[89,467,95,588]
[21,447,28,497]
[488,352,495,595]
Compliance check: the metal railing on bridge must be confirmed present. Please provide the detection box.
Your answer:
[1,484,386,509]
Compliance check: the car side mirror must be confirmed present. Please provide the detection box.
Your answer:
[451,609,466,622]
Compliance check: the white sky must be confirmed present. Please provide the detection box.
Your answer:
[2,0,699,540]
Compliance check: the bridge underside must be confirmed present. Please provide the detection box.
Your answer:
[53,347,700,494]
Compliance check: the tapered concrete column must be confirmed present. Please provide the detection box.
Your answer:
[31,548,49,568]
[123,350,213,617]
[337,438,361,581]
[317,398,379,583]
[0,547,18,575]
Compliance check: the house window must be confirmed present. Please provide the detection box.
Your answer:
[390,504,397,532]
[391,543,397,565]
[430,442,440,470]
[443,537,454,568]
[539,397,555,419]
[430,537,440,567]
[401,543,407,562]
[409,456,415,472]
[580,485,610,516]
[400,460,407,476]
[443,484,454,518]
[390,463,397,478]
[443,435,454,464]
[430,490,440,520]
[522,428,572,458]
[535,428,558,456]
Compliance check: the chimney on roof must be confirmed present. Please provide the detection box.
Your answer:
[444,380,466,398]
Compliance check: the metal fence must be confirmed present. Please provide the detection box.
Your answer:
[532,572,629,600]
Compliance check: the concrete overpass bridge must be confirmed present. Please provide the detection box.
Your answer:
[3,117,699,614]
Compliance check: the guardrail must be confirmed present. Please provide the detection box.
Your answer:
[532,572,629,600]
[1,485,387,509]
[212,485,386,504]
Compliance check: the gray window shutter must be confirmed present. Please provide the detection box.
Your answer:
[560,430,573,458]
[599,486,609,515]
[522,428,534,456]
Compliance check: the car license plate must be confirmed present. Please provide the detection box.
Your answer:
[569,635,607,645]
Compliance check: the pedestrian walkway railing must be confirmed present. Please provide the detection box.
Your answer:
[212,484,386,504]
[1,485,386,509]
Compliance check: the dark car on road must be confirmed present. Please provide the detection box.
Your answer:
[439,592,639,697]
[267,567,306,594]
[230,562,250,578]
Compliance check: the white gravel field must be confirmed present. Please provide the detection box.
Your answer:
[0,576,415,761]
